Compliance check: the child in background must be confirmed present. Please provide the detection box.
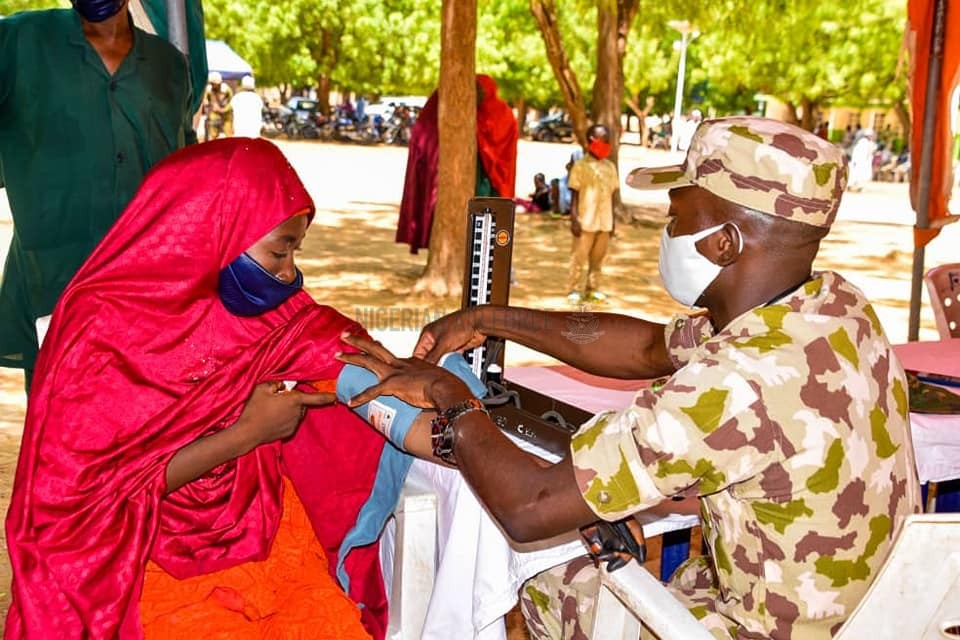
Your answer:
[566,125,619,304]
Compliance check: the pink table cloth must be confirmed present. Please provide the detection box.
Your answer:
[508,347,960,484]
[894,340,960,483]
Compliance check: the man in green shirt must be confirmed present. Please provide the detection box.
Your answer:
[0,0,196,391]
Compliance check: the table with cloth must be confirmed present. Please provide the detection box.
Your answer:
[373,332,960,639]
[892,339,960,496]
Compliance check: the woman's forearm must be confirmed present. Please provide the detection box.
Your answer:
[164,422,255,493]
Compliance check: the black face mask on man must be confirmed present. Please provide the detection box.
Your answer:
[71,0,126,23]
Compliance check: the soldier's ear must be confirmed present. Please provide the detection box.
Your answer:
[708,224,742,267]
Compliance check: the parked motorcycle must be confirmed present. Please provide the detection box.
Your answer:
[381,112,411,145]
[261,106,287,138]
[264,97,326,140]
[320,109,380,144]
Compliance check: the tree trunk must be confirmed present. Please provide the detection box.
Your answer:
[893,97,911,140]
[592,0,639,163]
[530,0,589,146]
[799,97,816,131]
[317,76,331,114]
[782,101,800,125]
[414,0,477,298]
[624,94,654,146]
[593,3,621,148]
[310,26,341,115]
[599,0,640,220]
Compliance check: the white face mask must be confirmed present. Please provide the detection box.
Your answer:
[659,222,742,307]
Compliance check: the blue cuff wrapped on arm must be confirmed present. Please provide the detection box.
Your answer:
[335,352,488,450]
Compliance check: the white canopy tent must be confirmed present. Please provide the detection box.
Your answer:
[205,39,253,81]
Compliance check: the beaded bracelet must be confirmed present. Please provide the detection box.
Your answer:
[430,398,487,465]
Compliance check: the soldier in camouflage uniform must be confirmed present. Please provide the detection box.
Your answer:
[338,117,921,640]
[520,117,921,639]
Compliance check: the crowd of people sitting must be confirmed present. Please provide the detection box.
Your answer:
[515,151,577,218]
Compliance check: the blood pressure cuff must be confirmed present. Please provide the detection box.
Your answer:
[335,352,488,449]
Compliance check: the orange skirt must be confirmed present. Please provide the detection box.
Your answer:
[140,477,371,640]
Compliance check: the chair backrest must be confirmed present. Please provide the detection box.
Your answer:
[384,486,437,640]
[833,513,960,640]
[925,263,960,339]
[592,561,714,640]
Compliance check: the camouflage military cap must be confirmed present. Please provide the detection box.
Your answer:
[627,116,848,227]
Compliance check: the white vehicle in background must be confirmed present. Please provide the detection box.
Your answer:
[365,96,427,145]
[365,96,427,121]
[378,96,428,110]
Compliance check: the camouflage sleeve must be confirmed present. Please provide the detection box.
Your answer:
[570,358,779,521]
[663,314,713,369]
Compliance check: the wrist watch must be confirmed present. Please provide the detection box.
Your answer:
[431,397,486,465]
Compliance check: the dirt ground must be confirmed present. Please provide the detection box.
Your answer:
[0,138,957,630]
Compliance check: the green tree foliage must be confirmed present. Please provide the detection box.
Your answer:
[688,0,907,126]
[477,0,557,108]
[0,0,66,14]
[622,21,681,115]
[203,0,440,104]
[5,0,907,130]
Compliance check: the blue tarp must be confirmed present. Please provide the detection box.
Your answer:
[205,39,253,81]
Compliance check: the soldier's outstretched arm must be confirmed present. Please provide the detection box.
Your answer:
[414,305,675,380]
[453,409,599,542]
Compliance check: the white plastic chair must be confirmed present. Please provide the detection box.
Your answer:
[590,560,713,640]
[834,513,960,639]
[591,514,960,640]
[385,486,438,640]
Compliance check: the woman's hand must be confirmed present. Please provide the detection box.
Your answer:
[338,333,473,410]
[231,381,335,452]
[413,307,488,363]
[166,382,334,493]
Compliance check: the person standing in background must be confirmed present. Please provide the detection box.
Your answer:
[202,71,233,141]
[396,74,518,254]
[676,108,702,152]
[566,124,619,304]
[231,74,264,138]
[848,129,878,192]
[0,0,196,392]
[550,150,580,218]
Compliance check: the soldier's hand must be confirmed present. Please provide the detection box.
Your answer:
[338,333,472,408]
[413,307,488,363]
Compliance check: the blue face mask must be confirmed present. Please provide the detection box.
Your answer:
[71,0,126,22]
[218,252,303,317]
